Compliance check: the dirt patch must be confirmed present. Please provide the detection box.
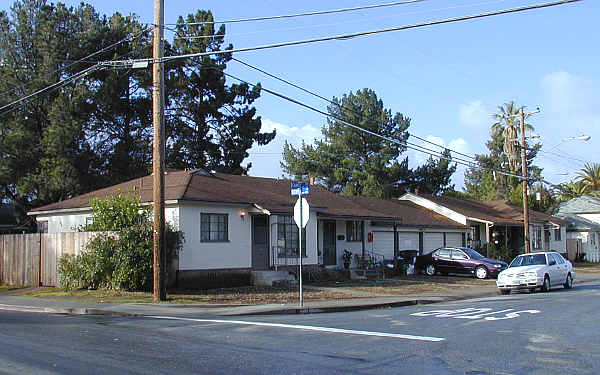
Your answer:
[16,286,361,305]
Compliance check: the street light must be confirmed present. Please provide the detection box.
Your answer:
[546,135,591,151]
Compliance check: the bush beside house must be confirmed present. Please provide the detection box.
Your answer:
[58,191,183,291]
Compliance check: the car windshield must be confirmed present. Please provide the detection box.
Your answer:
[509,254,547,267]
[463,248,485,260]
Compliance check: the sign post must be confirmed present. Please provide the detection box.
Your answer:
[292,182,310,307]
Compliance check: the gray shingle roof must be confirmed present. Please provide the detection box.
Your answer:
[556,195,600,215]
[555,213,600,231]
[28,170,466,228]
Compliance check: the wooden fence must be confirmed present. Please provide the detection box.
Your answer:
[0,232,99,287]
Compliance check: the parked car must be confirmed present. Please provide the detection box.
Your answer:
[383,250,419,269]
[415,247,508,279]
[496,251,575,295]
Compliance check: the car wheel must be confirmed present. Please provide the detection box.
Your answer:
[425,264,436,276]
[542,275,551,292]
[564,273,573,289]
[500,289,511,295]
[474,266,488,279]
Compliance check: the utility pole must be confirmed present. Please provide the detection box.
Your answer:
[519,108,531,253]
[152,0,166,302]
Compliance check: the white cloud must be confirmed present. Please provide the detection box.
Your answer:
[459,100,489,129]
[245,118,322,178]
[408,136,471,190]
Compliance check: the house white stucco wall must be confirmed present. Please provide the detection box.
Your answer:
[177,204,253,271]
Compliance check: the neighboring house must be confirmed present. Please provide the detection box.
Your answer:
[555,195,600,262]
[399,192,567,255]
[0,204,17,234]
[28,169,467,285]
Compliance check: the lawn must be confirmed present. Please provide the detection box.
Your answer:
[0,284,24,292]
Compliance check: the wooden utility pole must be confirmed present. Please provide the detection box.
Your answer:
[152,0,166,302]
[519,108,531,253]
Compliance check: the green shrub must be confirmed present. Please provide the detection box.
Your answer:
[59,191,184,291]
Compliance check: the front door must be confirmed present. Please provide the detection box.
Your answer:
[323,220,337,265]
[252,215,270,270]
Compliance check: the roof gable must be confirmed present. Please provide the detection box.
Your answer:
[556,195,600,214]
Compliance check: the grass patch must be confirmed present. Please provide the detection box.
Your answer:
[573,262,600,272]
[0,284,24,292]
[16,285,360,304]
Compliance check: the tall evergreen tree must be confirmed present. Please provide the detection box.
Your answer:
[282,88,412,198]
[0,1,276,229]
[164,10,275,174]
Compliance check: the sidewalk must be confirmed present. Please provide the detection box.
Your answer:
[1,272,598,318]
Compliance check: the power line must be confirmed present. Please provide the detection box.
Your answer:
[132,0,580,65]
[209,67,536,181]
[231,57,480,163]
[0,64,103,114]
[173,0,512,41]
[163,0,424,26]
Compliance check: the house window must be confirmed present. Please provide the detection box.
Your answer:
[591,232,597,247]
[554,228,561,241]
[534,226,542,249]
[277,215,306,257]
[201,213,228,242]
[346,221,363,242]
[37,221,48,233]
[85,217,94,227]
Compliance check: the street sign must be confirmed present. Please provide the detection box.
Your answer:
[293,197,309,228]
[291,181,310,196]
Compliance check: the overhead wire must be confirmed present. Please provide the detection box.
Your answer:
[231,57,479,163]
[151,0,581,63]
[184,62,536,181]
[163,0,425,26]
[0,27,151,100]
[173,0,512,40]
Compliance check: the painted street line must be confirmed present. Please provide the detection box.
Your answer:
[0,303,50,314]
[146,315,445,342]
[411,307,541,321]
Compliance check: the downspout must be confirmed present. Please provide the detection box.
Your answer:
[393,222,399,274]
[361,220,366,257]
[485,223,491,258]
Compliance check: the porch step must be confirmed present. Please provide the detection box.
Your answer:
[251,270,296,287]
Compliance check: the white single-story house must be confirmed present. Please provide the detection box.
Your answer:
[555,195,600,262]
[28,169,468,286]
[399,192,567,256]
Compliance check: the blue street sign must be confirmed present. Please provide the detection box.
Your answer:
[291,181,310,196]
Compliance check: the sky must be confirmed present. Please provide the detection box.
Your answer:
[3,0,598,190]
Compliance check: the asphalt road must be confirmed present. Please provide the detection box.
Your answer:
[1,282,599,375]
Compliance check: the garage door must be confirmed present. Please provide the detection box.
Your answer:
[445,233,463,247]
[373,231,394,259]
[373,231,419,259]
[423,233,443,254]
[398,232,419,251]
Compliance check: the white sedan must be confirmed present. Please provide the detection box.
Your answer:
[496,251,575,295]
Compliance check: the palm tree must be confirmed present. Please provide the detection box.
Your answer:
[577,163,600,193]
[492,101,534,172]
[554,180,589,203]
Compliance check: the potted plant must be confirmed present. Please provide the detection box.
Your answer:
[342,250,352,269]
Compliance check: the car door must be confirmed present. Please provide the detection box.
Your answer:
[547,253,563,286]
[450,248,470,275]
[433,248,452,273]
[552,253,568,283]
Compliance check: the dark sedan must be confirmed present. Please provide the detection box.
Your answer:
[415,247,508,279]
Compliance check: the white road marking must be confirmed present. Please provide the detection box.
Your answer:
[411,307,541,321]
[146,315,445,342]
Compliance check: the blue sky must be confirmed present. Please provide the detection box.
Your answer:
[4,0,598,189]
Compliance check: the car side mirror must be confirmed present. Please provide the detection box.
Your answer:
[549,260,556,266]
